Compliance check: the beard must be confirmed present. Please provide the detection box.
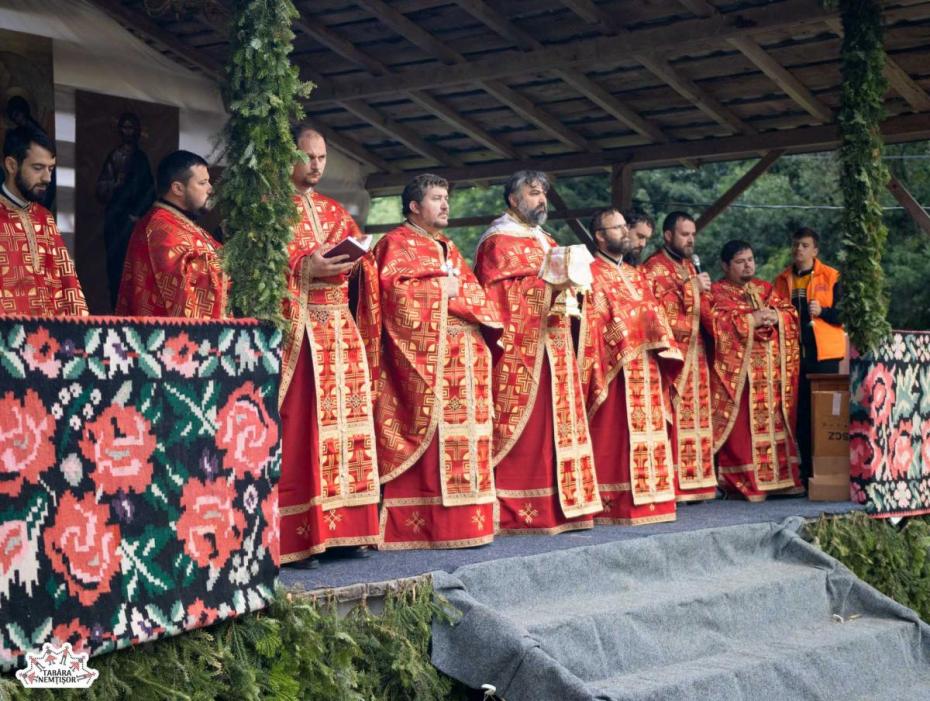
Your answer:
[623,247,643,265]
[14,170,46,203]
[517,200,547,226]
[669,240,693,258]
[184,194,211,219]
[603,237,632,259]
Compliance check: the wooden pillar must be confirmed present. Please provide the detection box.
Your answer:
[611,163,634,212]
[695,150,783,231]
[887,176,930,235]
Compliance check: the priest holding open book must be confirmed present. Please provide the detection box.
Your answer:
[278,125,380,567]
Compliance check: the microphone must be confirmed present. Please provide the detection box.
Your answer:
[691,254,702,274]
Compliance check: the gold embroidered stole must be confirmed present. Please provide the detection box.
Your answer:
[295,197,378,510]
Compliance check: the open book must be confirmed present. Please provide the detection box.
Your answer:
[322,235,370,262]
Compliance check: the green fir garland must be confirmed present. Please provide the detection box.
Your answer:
[835,0,892,352]
[218,0,312,323]
[0,582,468,701]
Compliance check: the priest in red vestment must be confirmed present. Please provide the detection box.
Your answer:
[356,174,500,549]
[709,240,802,501]
[0,126,87,316]
[115,150,227,318]
[475,171,601,535]
[579,209,682,525]
[642,212,717,502]
[278,126,380,565]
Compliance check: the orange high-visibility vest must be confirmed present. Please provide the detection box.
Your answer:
[774,258,845,361]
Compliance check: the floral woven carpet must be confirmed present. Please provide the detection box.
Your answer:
[0,317,281,670]
[850,330,930,517]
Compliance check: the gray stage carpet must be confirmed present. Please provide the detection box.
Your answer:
[279,498,860,591]
[432,517,930,701]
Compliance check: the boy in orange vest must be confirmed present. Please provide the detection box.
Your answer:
[773,227,845,488]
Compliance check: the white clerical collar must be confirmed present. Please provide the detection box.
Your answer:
[1,183,28,209]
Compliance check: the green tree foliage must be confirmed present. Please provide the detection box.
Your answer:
[218,0,312,324]
[835,0,892,351]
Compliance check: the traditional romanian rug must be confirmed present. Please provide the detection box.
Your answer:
[850,330,930,517]
[0,316,281,670]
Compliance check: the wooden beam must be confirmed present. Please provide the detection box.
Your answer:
[452,0,664,151]
[826,17,930,114]
[293,14,388,76]
[87,0,223,79]
[481,79,597,151]
[887,176,930,235]
[555,69,669,143]
[342,99,463,167]
[884,60,930,113]
[548,185,592,244]
[406,91,519,159]
[636,54,755,135]
[355,0,460,65]
[311,0,841,103]
[559,0,753,135]
[559,0,617,29]
[453,0,540,51]
[365,112,930,192]
[611,164,635,212]
[728,37,833,122]
[696,150,783,230]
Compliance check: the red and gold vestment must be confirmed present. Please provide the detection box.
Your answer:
[474,212,601,534]
[642,248,717,502]
[356,223,500,549]
[115,202,227,319]
[278,191,379,562]
[579,254,682,525]
[0,193,88,316]
[709,278,802,500]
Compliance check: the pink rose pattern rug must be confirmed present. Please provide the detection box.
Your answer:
[0,317,281,670]
[850,330,930,516]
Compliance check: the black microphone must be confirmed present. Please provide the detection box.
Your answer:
[691,254,702,275]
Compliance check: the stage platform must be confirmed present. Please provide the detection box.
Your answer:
[279,498,861,593]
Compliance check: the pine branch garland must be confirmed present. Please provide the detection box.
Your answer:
[218,0,312,324]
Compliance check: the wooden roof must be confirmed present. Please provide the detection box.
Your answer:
[91,0,930,193]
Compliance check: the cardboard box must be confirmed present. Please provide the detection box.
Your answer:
[813,455,850,478]
[808,473,851,502]
[812,390,850,457]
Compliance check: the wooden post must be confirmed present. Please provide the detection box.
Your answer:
[696,150,783,230]
[887,176,930,235]
[611,163,634,212]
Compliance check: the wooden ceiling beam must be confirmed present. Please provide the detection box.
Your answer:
[365,112,930,192]
[826,18,930,113]
[635,54,755,134]
[452,0,540,51]
[87,0,224,79]
[452,0,671,146]
[310,0,842,103]
[354,0,461,65]
[567,0,755,135]
[342,99,464,167]
[406,91,519,159]
[480,79,597,151]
